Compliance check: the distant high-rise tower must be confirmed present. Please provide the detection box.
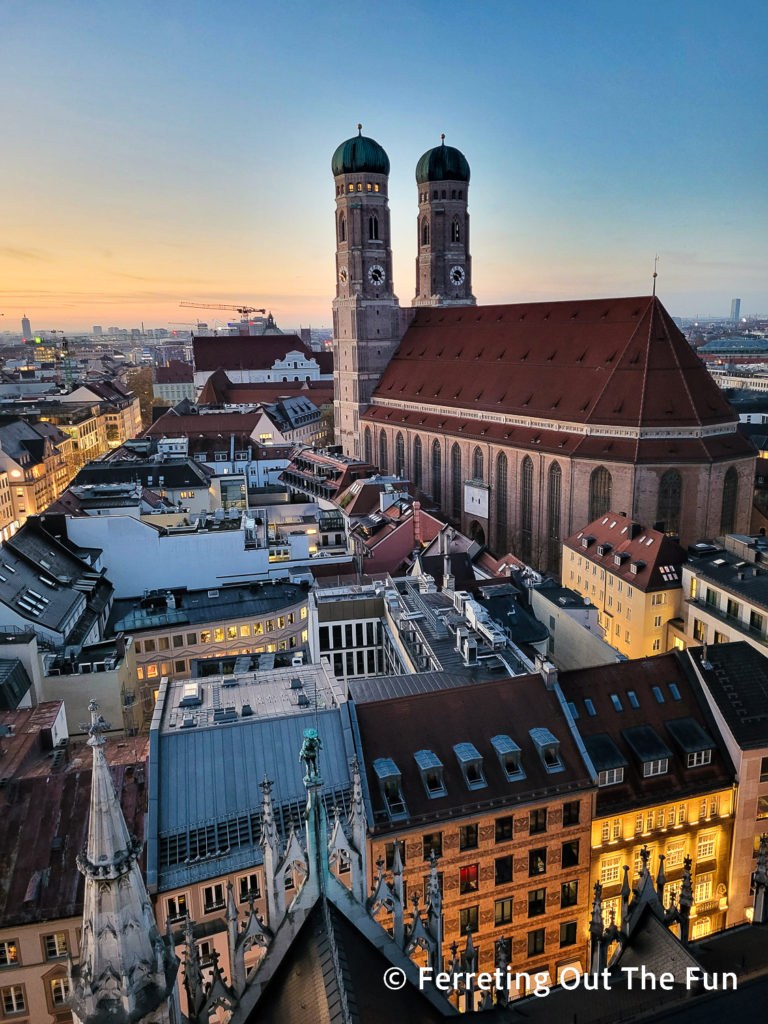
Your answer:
[93,325,103,336]
[331,126,403,458]
[731,298,741,322]
[413,137,475,307]
[21,316,31,341]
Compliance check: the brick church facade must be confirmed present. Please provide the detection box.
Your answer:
[331,129,755,572]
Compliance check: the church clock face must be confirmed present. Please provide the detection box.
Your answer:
[368,264,385,285]
[450,265,466,285]
[338,267,348,284]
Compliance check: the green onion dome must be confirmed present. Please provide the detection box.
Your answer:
[332,125,390,176]
[415,136,470,184]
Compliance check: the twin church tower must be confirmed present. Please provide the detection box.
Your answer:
[332,126,475,458]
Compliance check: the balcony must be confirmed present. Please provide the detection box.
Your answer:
[687,597,767,645]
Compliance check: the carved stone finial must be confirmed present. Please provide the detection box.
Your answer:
[357,123,362,135]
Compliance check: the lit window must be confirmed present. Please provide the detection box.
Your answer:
[459,864,479,894]
[642,759,668,777]
[200,630,211,643]
[44,933,67,958]
[697,832,716,860]
[51,977,71,1006]
[239,874,260,902]
[213,628,225,642]
[0,941,18,967]
[147,665,158,678]
[600,856,621,884]
[495,898,513,925]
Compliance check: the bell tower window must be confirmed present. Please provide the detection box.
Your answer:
[451,219,461,243]
[339,214,346,243]
[421,219,430,246]
[368,215,379,240]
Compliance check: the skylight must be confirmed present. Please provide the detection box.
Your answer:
[414,750,447,798]
[669,683,682,701]
[627,691,640,709]
[491,734,524,781]
[652,686,665,704]
[610,694,623,712]
[584,699,597,716]
[454,742,486,791]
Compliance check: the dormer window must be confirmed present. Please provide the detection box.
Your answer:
[454,742,486,791]
[598,767,624,786]
[373,758,408,819]
[529,728,564,774]
[687,750,712,767]
[491,734,525,781]
[414,750,447,798]
[642,758,669,777]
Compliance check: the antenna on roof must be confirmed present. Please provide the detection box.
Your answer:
[652,254,659,297]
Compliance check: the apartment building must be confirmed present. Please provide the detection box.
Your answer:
[686,642,768,925]
[559,653,736,940]
[563,512,686,659]
[675,540,768,652]
[110,581,310,726]
[351,673,595,991]
[60,380,141,447]
[0,419,71,524]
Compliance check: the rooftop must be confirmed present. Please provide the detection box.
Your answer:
[688,641,768,748]
[366,296,753,462]
[0,734,148,926]
[564,512,686,591]
[109,579,308,633]
[149,665,354,889]
[354,674,593,832]
[558,652,735,814]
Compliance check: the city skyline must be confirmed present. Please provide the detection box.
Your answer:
[1,0,766,331]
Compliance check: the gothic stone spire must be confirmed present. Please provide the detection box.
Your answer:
[69,700,179,1024]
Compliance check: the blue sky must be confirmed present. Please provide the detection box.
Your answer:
[1,0,765,330]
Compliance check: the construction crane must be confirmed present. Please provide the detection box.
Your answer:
[180,301,266,317]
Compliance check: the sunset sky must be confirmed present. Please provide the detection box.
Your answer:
[2,0,766,332]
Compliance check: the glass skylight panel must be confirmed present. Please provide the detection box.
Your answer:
[584,699,597,716]
[652,686,665,704]
[454,742,482,764]
[669,683,682,701]
[627,691,640,709]
[610,694,623,712]
[567,701,579,720]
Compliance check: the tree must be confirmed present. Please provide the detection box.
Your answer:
[125,368,155,429]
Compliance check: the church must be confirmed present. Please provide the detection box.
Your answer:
[330,129,755,572]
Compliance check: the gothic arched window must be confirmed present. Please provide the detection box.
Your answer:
[379,432,388,475]
[431,440,442,503]
[364,427,372,464]
[451,218,461,243]
[368,215,379,241]
[521,456,534,563]
[657,469,682,535]
[395,432,405,477]
[547,462,562,572]
[589,466,612,522]
[496,453,508,552]
[421,219,429,246]
[413,436,423,489]
[472,446,483,481]
[339,214,346,243]
[451,443,462,519]
[721,467,738,534]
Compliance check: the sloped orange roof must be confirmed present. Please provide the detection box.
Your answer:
[369,296,738,431]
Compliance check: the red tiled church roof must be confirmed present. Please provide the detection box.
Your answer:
[367,296,737,432]
[193,335,318,373]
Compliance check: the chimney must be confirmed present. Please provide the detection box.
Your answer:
[628,522,642,540]
[412,501,422,544]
